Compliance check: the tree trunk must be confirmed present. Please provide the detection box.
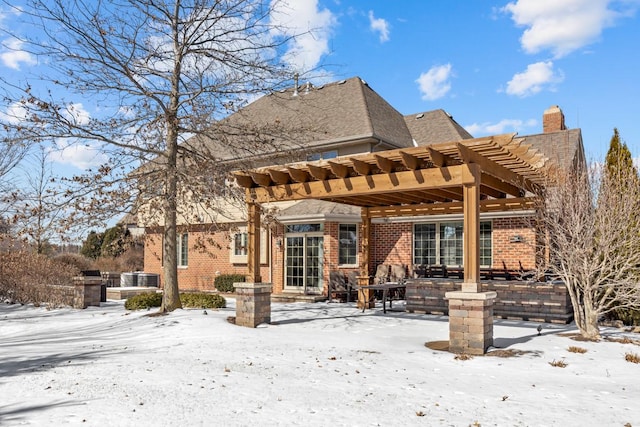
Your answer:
[575,293,600,340]
[159,187,182,312]
[159,107,182,312]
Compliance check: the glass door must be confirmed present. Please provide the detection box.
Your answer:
[285,234,324,294]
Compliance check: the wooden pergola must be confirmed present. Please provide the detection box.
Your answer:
[234,133,548,294]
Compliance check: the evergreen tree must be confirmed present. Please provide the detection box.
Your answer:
[604,128,638,184]
[80,231,104,260]
[101,226,131,258]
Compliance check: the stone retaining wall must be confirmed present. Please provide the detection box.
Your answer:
[405,278,573,324]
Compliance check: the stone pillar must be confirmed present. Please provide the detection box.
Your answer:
[445,290,496,355]
[73,277,103,309]
[233,283,272,328]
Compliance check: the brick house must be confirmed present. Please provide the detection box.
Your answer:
[141,77,584,299]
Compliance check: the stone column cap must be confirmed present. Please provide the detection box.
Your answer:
[233,282,273,290]
[445,291,497,300]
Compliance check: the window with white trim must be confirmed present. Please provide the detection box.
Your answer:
[414,221,492,267]
[230,226,269,264]
[338,223,358,266]
[177,233,188,267]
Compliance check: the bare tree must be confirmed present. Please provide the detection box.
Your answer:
[8,146,66,254]
[1,0,309,312]
[536,163,640,339]
[0,137,28,206]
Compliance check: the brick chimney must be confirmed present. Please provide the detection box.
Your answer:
[543,105,566,133]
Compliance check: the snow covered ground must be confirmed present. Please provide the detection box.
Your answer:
[1,298,639,426]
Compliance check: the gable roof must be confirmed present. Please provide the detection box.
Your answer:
[194,77,481,163]
[524,128,584,172]
[404,109,473,144]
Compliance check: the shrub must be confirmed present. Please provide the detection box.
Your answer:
[214,274,245,293]
[549,359,567,368]
[125,292,226,310]
[180,292,226,309]
[0,251,80,306]
[567,346,587,354]
[611,308,640,326]
[124,292,162,310]
[52,253,95,272]
[625,352,640,364]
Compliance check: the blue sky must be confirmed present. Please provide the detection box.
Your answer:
[273,0,640,162]
[1,0,639,172]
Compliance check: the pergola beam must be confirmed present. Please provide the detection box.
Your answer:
[366,197,537,218]
[456,142,534,193]
[248,164,476,204]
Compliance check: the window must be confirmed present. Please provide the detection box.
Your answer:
[413,221,492,267]
[285,223,324,233]
[234,232,248,256]
[480,222,492,267]
[440,222,463,266]
[177,233,188,267]
[230,226,268,264]
[414,224,436,265]
[307,150,338,161]
[338,224,357,266]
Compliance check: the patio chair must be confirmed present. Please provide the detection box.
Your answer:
[373,264,390,285]
[412,264,428,278]
[328,271,349,302]
[389,264,406,283]
[388,264,407,300]
[346,271,359,301]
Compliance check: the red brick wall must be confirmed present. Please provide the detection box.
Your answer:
[491,217,537,270]
[144,227,271,292]
[371,222,413,272]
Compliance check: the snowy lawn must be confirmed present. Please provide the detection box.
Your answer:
[1,298,638,426]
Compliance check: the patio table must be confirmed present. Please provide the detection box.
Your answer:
[357,282,406,313]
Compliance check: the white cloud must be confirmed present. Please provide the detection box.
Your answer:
[368,10,390,42]
[465,118,537,136]
[502,0,628,58]
[0,101,28,125]
[1,38,36,70]
[48,143,109,171]
[416,64,453,101]
[63,103,91,126]
[505,61,564,97]
[270,0,337,71]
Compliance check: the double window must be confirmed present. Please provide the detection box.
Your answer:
[414,221,492,267]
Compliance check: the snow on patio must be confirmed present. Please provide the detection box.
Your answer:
[1,299,638,426]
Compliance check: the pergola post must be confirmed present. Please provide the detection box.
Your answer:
[446,163,496,354]
[233,196,272,328]
[462,164,480,292]
[357,208,374,309]
[247,200,262,284]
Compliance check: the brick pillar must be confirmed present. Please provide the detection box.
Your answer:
[73,277,103,309]
[233,283,272,328]
[445,290,496,355]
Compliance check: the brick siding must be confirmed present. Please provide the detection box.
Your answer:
[143,218,541,295]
